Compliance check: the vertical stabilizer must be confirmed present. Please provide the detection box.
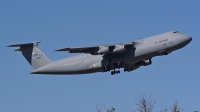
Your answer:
[7,41,51,69]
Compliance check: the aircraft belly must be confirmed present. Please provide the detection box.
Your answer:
[31,68,102,75]
[33,55,102,74]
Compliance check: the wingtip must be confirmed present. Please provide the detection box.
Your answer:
[54,47,71,52]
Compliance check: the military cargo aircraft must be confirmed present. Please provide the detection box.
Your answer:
[8,31,192,75]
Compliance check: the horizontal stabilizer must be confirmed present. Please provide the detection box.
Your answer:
[7,41,41,47]
[7,41,41,51]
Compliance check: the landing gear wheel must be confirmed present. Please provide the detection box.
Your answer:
[110,70,120,75]
[111,71,114,75]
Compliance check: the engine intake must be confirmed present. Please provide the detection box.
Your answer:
[97,46,110,54]
[135,59,152,67]
[113,45,127,53]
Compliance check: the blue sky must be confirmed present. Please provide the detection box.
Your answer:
[1,1,200,112]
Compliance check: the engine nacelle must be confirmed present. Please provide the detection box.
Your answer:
[97,46,110,54]
[135,59,152,67]
[113,45,127,53]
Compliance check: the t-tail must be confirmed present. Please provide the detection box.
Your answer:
[7,41,51,70]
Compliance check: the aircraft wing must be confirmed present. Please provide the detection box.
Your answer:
[55,42,137,55]
[55,46,99,54]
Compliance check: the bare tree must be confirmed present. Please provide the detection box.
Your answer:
[97,103,107,112]
[96,95,196,112]
[107,107,115,112]
[132,94,156,112]
[170,101,182,112]
[160,101,183,112]
[96,103,115,112]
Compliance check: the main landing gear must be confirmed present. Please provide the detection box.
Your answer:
[111,70,120,75]
[102,62,124,75]
[102,66,121,75]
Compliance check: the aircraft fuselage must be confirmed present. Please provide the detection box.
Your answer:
[31,31,192,75]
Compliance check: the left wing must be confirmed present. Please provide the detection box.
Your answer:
[55,42,137,55]
[55,46,100,54]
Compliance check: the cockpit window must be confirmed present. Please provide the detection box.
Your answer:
[173,31,178,33]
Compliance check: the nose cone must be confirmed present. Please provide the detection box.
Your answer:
[176,34,192,48]
[184,35,192,44]
[188,36,192,42]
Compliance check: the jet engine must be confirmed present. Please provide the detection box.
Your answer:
[124,59,152,72]
[97,46,110,54]
[113,45,127,53]
[134,59,152,67]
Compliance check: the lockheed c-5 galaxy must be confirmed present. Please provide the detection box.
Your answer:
[8,31,192,75]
